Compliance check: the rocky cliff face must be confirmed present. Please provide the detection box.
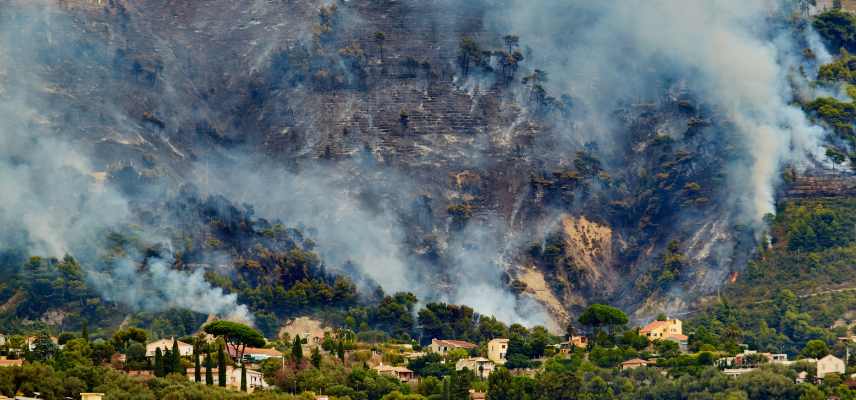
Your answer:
[2,0,813,327]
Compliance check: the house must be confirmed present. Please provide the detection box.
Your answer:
[0,357,22,367]
[81,394,105,400]
[469,390,487,400]
[665,334,689,352]
[430,339,477,356]
[817,355,846,379]
[456,357,495,379]
[186,366,268,392]
[620,358,650,370]
[796,371,810,384]
[373,363,415,382]
[228,346,283,363]
[640,319,683,342]
[0,333,6,346]
[556,336,588,354]
[487,338,508,364]
[146,338,194,358]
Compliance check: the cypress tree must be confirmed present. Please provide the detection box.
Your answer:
[240,363,247,392]
[81,320,89,342]
[442,376,450,400]
[291,335,303,366]
[311,346,322,369]
[163,348,173,374]
[154,347,164,377]
[337,340,345,363]
[205,352,214,385]
[217,347,227,387]
[171,339,182,374]
[194,349,201,382]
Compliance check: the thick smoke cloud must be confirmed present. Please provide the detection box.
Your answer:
[0,3,251,323]
[487,0,828,226]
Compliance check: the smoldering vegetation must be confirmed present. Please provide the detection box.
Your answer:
[0,0,843,330]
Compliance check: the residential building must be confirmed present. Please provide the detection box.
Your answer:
[0,357,23,367]
[430,339,477,356]
[620,358,650,370]
[717,350,790,368]
[556,336,588,354]
[146,338,194,358]
[0,333,5,346]
[796,371,810,384]
[817,355,846,379]
[639,319,683,342]
[373,364,415,382]
[80,394,105,400]
[487,338,508,365]
[666,334,689,352]
[456,357,495,379]
[185,366,268,392]
[469,390,487,400]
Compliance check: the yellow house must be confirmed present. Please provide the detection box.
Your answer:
[487,338,508,365]
[81,394,105,400]
[639,319,682,341]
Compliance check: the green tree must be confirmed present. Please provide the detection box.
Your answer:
[337,340,346,363]
[450,369,473,400]
[217,347,227,387]
[536,370,580,400]
[240,363,247,392]
[488,367,514,400]
[205,352,214,385]
[112,327,147,351]
[203,321,266,363]
[81,321,89,342]
[292,335,304,366]
[171,338,182,374]
[31,332,58,362]
[194,349,201,382]
[801,340,830,359]
[154,347,164,377]
[311,346,322,368]
[578,304,628,335]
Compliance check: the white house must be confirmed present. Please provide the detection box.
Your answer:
[186,366,268,392]
[146,338,194,358]
[456,357,495,379]
[817,354,846,379]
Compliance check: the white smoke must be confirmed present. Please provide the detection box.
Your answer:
[0,4,252,324]
[488,0,828,225]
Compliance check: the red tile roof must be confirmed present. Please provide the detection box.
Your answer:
[640,320,668,333]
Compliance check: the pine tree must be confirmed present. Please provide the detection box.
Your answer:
[337,340,345,364]
[217,347,227,387]
[311,346,322,368]
[292,335,303,366]
[154,347,164,377]
[81,321,89,342]
[240,363,247,392]
[194,349,201,382]
[171,339,182,374]
[205,352,214,385]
